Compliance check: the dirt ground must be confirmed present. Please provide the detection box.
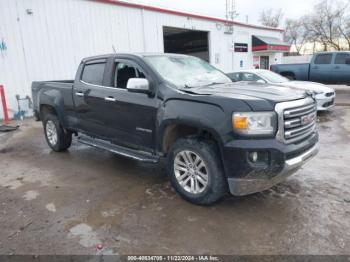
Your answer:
[0,106,350,256]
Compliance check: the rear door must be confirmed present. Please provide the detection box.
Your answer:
[332,53,350,84]
[73,59,108,136]
[309,53,334,83]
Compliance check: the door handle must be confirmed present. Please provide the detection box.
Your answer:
[104,96,116,102]
[334,66,340,69]
[75,92,85,97]
[312,66,319,69]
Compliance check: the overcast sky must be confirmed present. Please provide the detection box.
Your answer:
[125,0,319,26]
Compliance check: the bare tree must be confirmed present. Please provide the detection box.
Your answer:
[259,9,284,28]
[284,18,309,55]
[337,2,350,49]
[303,0,347,51]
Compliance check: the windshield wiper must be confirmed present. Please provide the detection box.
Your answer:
[184,84,195,89]
[183,82,227,89]
[199,82,227,87]
[178,88,200,95]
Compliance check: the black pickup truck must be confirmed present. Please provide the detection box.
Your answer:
[32,53,319,205]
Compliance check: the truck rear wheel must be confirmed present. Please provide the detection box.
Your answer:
[43,113,72,152]
[167,138,227,205]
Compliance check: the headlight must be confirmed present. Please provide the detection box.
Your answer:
[232,112,276,136]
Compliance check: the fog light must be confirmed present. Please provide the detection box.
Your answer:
[249,152,258,163]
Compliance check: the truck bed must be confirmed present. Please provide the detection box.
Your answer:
[31,80,75,120]
[271,63,310,81]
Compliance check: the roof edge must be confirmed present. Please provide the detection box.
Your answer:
[92,0,285,33]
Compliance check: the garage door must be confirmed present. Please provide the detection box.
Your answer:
[163,26,210,62]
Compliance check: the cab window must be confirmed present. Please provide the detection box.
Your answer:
[114,62,146,89]
[227,73,241,82]
[314,54,333,65]
[81,62,106,86]
[241,73,263,82]
[334,53,350,64]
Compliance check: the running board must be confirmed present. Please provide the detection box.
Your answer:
[78,135,160,163]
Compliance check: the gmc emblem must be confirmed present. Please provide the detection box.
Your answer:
[301,113,316,126]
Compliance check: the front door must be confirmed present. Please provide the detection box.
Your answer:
[310,53,334,84]
[99,59,158,151]
[260,56,270,69]
[332,53,350,84]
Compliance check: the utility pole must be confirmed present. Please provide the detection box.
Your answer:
[226,0,238,22]
[224,0,238,34]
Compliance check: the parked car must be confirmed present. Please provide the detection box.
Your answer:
[32,53,319,205]
[227,69,336,111]
[270,51,350,85]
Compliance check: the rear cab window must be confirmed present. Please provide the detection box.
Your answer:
[314,54,333,65]
[81,61,106,85]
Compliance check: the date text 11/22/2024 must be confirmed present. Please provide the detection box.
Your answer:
[127,255,220,261]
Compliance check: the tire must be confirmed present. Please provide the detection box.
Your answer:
[43,113,72,152]
[167,137,227,205]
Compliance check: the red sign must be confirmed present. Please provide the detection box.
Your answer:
[252,45,290,52]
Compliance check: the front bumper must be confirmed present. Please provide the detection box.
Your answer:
[227,143,319,196]
[316,94,336,111]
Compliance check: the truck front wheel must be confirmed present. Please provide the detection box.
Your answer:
[167,138,227,205]
[43,113,72,152]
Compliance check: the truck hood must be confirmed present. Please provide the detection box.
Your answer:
[278,81,334,93]
[185,82,307,105]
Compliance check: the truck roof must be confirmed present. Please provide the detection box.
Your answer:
[314,51,350,55]
[82,53,190,62]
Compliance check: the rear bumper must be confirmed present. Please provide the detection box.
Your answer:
[227,143,319,196]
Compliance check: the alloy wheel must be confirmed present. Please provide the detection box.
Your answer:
[174,150,209,194]
[46,120,58,146]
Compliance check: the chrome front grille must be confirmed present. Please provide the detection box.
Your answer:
[276,97,317,144]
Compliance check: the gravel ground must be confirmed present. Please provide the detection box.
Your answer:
[0,106,349,255]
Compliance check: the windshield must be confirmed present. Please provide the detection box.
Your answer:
[257,70,289,84]
[144,55,232,89]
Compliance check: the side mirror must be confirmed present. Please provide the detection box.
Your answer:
[256,79,266,84]
[345,58,350,65]
[126,78,150,94]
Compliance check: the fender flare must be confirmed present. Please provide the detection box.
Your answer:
[157,118,224,154]
[38,90,67,127]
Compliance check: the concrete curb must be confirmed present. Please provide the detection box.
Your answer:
[329,85,350,94]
